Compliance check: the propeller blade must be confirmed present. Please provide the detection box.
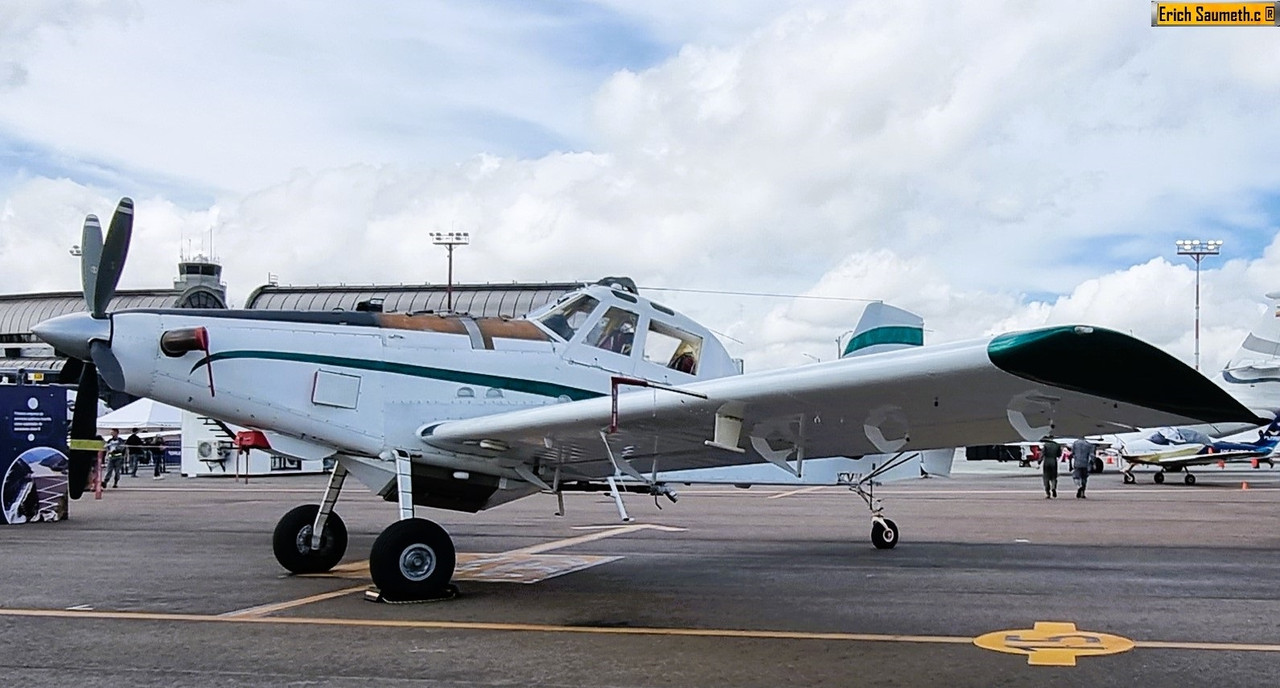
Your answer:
[92,197,133,318]
[80,215,103,313]
[90,340,126,392]
[67,363,101,500]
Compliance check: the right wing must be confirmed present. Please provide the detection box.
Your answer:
[419,326,1262,482]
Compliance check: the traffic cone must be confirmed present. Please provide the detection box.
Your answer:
[1251,459,1260,469]
[1106,456,1114,465]
[1242,481,1250,490]
[1218,460,1226,469]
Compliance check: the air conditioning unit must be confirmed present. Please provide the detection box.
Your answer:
[197,439,217,459]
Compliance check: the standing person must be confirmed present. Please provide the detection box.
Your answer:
[1041,436,1061,499]
[151,436,166,479]
[126,428,143,477]
[1071,437,1095,499]
[102,429,125,489]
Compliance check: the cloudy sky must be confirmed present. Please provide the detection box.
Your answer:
[2,0,1279,372]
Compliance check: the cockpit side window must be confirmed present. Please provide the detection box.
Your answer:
[585,307,638,355]
[537,295,600,341]
[643,320,703,374]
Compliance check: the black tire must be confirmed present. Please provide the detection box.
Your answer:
[1154,472,1165,484]
[1122,473,1136,485]
[871,519,899,550]
[272,504,348,574]
[1184,473,1196,486]
[370,518,456,600]
[1090,457,1104,474]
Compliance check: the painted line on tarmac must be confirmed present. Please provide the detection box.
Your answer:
[767,486,828,499]
[5,606,1280,657]
[218,585,370,618]
[330,522,686,574]
[0,606,972,643]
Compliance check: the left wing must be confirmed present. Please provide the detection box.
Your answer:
[420,326,1261,481]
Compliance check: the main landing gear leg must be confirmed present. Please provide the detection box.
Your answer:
[368,450,457,601]
[273,463,349,574]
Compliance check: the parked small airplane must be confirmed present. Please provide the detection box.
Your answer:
[34,199,1262,600]
[1114,419,1280,485]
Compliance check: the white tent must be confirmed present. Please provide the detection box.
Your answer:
[97,398,183,430]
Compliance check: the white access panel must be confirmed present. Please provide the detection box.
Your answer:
[312,370,362,409]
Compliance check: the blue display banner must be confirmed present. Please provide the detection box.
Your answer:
[1,385,70,524]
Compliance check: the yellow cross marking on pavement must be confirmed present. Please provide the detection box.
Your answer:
[973,621,1135,666]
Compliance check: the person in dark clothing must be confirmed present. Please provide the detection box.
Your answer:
[126,428,142,477]
[1041,437,1061,498]
[151,436,166,479]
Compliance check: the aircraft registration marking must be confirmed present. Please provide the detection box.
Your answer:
[973,621,1135,666]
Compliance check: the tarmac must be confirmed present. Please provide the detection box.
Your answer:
[2,463,1279,687]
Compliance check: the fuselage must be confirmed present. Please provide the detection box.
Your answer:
[78,284,739,467]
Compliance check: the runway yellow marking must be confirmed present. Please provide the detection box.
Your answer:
[218,584,370,618]
[974,621,1135,666]
[0,606,974,643]
[767,486,827,499]
[4,607,1280,659]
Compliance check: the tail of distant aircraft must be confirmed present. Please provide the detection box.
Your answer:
[1219,292,1280,416]
[841,302,924,358]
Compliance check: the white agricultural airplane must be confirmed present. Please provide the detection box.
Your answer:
[35,199,1262,601]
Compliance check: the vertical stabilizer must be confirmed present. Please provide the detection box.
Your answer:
[841,303,924,358]
[1219,292,1280,415]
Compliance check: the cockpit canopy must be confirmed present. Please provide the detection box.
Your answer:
[1148,427,1213,445]
[527,283,737,380]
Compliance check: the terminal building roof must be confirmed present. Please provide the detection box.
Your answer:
[243,281,582,319]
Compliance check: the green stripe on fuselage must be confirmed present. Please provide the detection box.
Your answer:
[191,350,602,401]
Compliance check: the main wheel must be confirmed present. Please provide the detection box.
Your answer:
[370,518,457,600]
[1184,473,1196,485]
[871,518,899,550]
[1090,457,1104,474]
[1122,473,1136,485]
[272,504,348,574]
[1154,472,1165,484]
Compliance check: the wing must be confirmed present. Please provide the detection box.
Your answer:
[420,326,1261,481]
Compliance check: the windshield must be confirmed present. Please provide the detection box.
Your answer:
[536,295,600,341]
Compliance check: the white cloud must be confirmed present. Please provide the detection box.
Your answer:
[3,1,1280,377]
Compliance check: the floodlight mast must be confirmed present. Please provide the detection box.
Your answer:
[1175,239,1223,371]
[429,231,470,311]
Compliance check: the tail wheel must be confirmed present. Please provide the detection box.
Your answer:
[370,518,457,601]
[1122,473,1136,485]
[871,519,899,550]
[272,504,347,574]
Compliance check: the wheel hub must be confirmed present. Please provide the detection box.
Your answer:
[399,544,436,581]
[294,525,314,554]
[295,524,328,554]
